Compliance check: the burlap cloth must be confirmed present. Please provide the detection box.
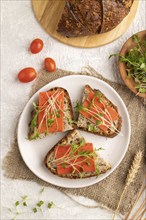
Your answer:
[3,67,146,217]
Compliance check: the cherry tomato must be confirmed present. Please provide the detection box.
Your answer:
[18,67,37,83]
[44,57,56,72]
[30,38,44,54]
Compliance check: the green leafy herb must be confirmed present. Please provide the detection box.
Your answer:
[79,138,85,147]
[15,201,19,207]
[30,103,39,129]
[109,34,146,94]
[67,118,78,125]
[23,202,27,207]
[94,91,102,97]
[96,147,105,151]
[93,126,97,132]
[87,124,94,132]
[96,120,101,125]
[96,113,103,117]
[78,150,93,157]
[30,130,40,140]
[75,102,87,112]
[33,207,37,213]
[61,163,66,168]
[95,167,101,176]
[47,118,54,125]
[37,200,44,207]
[89,91,102,107]
[87,124,97,132]
[48,201,54,209]
[71,143,79,150]
[8,188,55,219]
[79,171,86,178]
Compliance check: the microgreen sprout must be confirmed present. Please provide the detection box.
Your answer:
[96,147,105,151]
[33,207,37,213]
[37,200,44,207]
[48,201,54,209]
[76,91,122,136]
[48,139,100,178]
[8,188,55,219]
[15,201,19,207]
[23,202,27,207]
[109,34,146,94]
[30,90,75,140]
[95,167,101,176]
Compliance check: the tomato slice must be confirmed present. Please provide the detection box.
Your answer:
[38,89,64,133]
[55,143,96,175]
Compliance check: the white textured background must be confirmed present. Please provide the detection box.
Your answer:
[1,0,146,219]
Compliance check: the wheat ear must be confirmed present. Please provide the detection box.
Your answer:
[125,184,146,220]
[112,150,142,220]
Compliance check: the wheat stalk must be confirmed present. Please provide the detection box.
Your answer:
[130,200,146,220]
[112,150,142,220]
[137,207,146,220]
[125,184,146,220]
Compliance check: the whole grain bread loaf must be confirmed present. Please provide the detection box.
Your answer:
[57,0,133,37]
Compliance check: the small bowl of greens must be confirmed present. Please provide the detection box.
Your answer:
[111,30,146,98]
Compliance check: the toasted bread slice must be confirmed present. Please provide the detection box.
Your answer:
[45,130,111,178]
[28,87,75,140]
[76,85,122,138]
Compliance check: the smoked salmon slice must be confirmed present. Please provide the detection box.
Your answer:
[38,90,64,133]
[54,143,96,175]
[79,86,119,132]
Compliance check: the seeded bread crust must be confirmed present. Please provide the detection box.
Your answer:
[100,0,133,33]
[77,85,122,138]
[44,130,111,179]
[57,0,133,37]
[28,87,76,140]
[57,0,102,37]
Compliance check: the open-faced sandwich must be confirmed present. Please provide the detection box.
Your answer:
[76,85,122,137]
[28,87,75,140]
[45,130,111,178]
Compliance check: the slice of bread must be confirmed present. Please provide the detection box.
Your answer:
[76,85,122,138]
[45,130,111,178]
[28,87,75,140]
[57,0,133,37]
[57,0,102,37]
[100,0,133,33]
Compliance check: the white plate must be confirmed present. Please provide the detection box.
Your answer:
[17,75,131,188]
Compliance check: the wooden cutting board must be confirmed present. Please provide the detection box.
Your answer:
[32,0,139,48]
